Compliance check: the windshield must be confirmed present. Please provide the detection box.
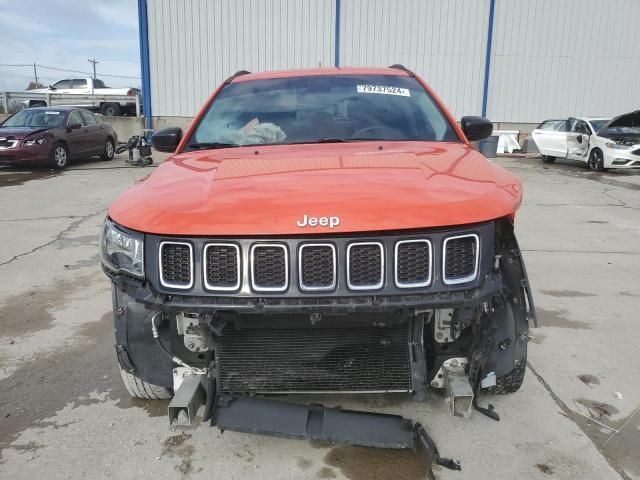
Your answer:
[3,110,65,128]
[589,120,609,133]
[187,75,459,150]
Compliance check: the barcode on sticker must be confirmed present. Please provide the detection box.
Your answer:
[357,85,410,97]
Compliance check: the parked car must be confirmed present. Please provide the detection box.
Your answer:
[532,113,640,171]
[24,78,141,116]
[0,106,117,169]
[101,67,536,455]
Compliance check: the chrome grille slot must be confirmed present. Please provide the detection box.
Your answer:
[159,241,193,289]
[251,244,288,292]
[299,244,336,291]
[443,234,479,285]
[395,239,432,288]
[204,243,240,291]
[347,242,384,290]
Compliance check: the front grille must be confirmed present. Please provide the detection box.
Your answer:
[204,243,240,290]
[395,240,432,287]
[347,242,384,290]
[251,244,288,291]
[0,140,18,149]
[443,234,478,284]
[159,242,193,288]
[217,326,411,393]
[299,244,336,291]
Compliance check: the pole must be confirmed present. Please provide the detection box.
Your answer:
[33,63,38,86]
[88,58,99,79]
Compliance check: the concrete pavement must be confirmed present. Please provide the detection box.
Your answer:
[0,154,638,479]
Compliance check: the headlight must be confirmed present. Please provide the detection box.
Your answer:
[605,142,632,150]
[23,137,47,146]
[101,219,144,277]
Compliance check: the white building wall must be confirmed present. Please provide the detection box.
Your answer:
[339,0,491,119]
[145,0,640,123]
[147,0,336,117]
[487,0,640,122]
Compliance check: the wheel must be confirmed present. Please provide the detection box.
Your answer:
[101,103,121,117]
[589,149,606,172]
[119,367,173,400]
[541,155,555,163]
[101,137,115,161]
[51,143,69,170]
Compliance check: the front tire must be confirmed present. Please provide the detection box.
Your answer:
[541,155,555,163]
[589,149,606,172]
[119,367,173,400]
[101,137,115,161]
[51,143,69,170]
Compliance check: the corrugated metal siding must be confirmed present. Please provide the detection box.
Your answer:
[145,0,640,122]
[339,0,490,118]
[487,0,640,122]
[147,0,335,117]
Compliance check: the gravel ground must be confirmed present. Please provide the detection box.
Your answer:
[0,153,638,480]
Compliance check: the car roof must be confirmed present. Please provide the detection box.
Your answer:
[541,117,610,122]
[22,106,84,113]
[231,66,410,83]
[576,117,610,122]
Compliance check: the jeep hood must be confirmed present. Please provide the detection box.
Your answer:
[109,142,522,235]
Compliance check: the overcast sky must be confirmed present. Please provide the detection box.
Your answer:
[0,0,140,91]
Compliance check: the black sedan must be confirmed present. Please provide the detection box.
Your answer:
[0,107,118,169]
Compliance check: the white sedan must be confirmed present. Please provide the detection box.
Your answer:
[531,112,640,171]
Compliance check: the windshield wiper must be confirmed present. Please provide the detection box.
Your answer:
[287,138,349,145]
[187,142,240,150]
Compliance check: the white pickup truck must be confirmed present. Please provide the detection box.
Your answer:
[25,78,141,116]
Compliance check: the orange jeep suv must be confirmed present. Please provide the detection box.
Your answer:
[101,66,536,460]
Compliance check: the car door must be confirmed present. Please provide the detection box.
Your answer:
[65,110,90,157]
[531,119,569,157]
[79,110,104,155]
[566,119,590,161]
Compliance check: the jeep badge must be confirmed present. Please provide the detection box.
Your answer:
[296,215,340,229]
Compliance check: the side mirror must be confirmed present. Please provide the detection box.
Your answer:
[460,116,493,142]
[151,127,182,153]
[67,123,82,132]
[48,85,56,90]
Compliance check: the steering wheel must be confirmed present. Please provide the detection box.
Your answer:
[350,126,403,139]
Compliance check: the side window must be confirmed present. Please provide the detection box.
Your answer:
[72,79,88,89]
[79,110,97,125]
[539,120,557,131]
[538,120,567,131]
[577,121,590,135]
[569,119,589,135]
[93,79,107,88]
[53,80,72,89]
[568,119,579,132]
[68,111,85,126]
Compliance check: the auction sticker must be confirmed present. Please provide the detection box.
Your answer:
[357,85,410,96]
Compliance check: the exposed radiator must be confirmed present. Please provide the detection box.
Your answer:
[216,326,412,394]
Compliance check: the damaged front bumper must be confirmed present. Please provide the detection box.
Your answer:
[168,372,461,479]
